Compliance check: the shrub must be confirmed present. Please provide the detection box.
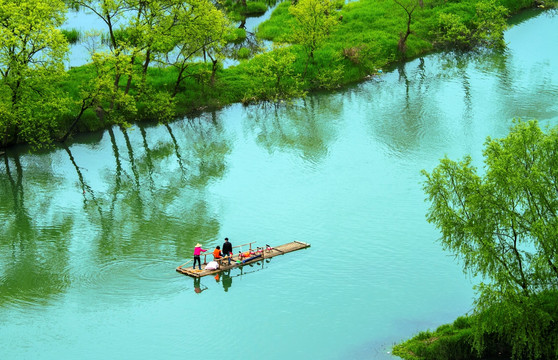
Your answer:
[343,46,363,64]
[225,27,247,44]
[61,28,81,44]
[243,2,267,15]
[452,316,470,330]
[236,47,251,59]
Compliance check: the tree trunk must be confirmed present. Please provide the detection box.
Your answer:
[172,65,187,98]
[211,59,218,86]
[60,100,88,143]
[125,53,137,95]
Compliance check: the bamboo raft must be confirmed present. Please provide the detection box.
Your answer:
[176,241,311,278]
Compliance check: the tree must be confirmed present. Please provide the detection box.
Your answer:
[392,0,423,56]
[156,0,230,97]
[242,46,306,104]
[435,0,508,50]
[61,52,137,142]
[117,0,177,95]
[0,0,69,149]
[422,120,558,358]
[68,0,130,88]
[288,0,339,76]
[471,0,508,49]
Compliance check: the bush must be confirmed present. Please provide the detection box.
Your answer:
[452,316,470,330]
[61,28,81,44]
[393,291,558,360]
[225,27,247,44]
[243,2,268,15]
[236,47,251,59]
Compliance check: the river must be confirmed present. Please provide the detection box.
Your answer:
[1,9,557,360]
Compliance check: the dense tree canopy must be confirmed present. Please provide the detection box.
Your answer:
[0,0,69,148]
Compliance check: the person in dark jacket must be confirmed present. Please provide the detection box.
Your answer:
[222,237,233,264]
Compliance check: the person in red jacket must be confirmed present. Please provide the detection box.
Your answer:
[193,243,207,270]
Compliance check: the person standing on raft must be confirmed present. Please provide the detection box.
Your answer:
[222,237,233,265]
[193,243,207,270]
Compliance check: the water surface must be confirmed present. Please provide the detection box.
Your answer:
[1,11,558,360]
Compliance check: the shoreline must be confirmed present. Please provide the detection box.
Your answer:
[0,1,552,151]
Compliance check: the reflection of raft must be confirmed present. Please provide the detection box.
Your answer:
[176,241,311,278]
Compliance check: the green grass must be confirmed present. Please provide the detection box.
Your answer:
[21,0,555,145]
[392,317,480,360]
[393,290,558,360]
[257,1,293,41]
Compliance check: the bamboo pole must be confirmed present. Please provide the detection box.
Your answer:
[177,259,193,269]
[232,241,256,250]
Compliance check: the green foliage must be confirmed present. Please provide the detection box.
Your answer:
[452,316,470,330]
[434,0,509,50]
[0,0,69,149]
[219,0,272,19]
[257,1,294,41]
[137,89,175,123]
[0,0,551,148]
[226,27,247,44]
[472,0,508,48]
[393,291,558,360]
[421,120,558,359]
[243,1,267,15]
[61,28,81,44]
[310,48,345,89]
[289,0,340,64]
[498,0,540,13]
[436,12,472,49]
[236,47,251,59]
[159,0,231,96]
[393,321,478,360]
[242,46,306,104]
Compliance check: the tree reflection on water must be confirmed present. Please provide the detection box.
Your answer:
[0,113,233,304]
[0,153,71,306]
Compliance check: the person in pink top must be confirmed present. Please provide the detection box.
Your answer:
[193,243,207,270]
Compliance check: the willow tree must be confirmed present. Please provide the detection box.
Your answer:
[288,0,339,77]
[422,120,558,358]
[0,0,69,149]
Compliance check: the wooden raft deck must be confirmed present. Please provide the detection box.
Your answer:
[176,241,310,278]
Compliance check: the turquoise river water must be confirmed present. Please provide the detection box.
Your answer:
[1,10,558,360]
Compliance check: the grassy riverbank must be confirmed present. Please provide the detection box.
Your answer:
[1,0,555,148]
[392,290,558,360]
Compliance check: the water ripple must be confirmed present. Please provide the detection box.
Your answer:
[72,257,183,301]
